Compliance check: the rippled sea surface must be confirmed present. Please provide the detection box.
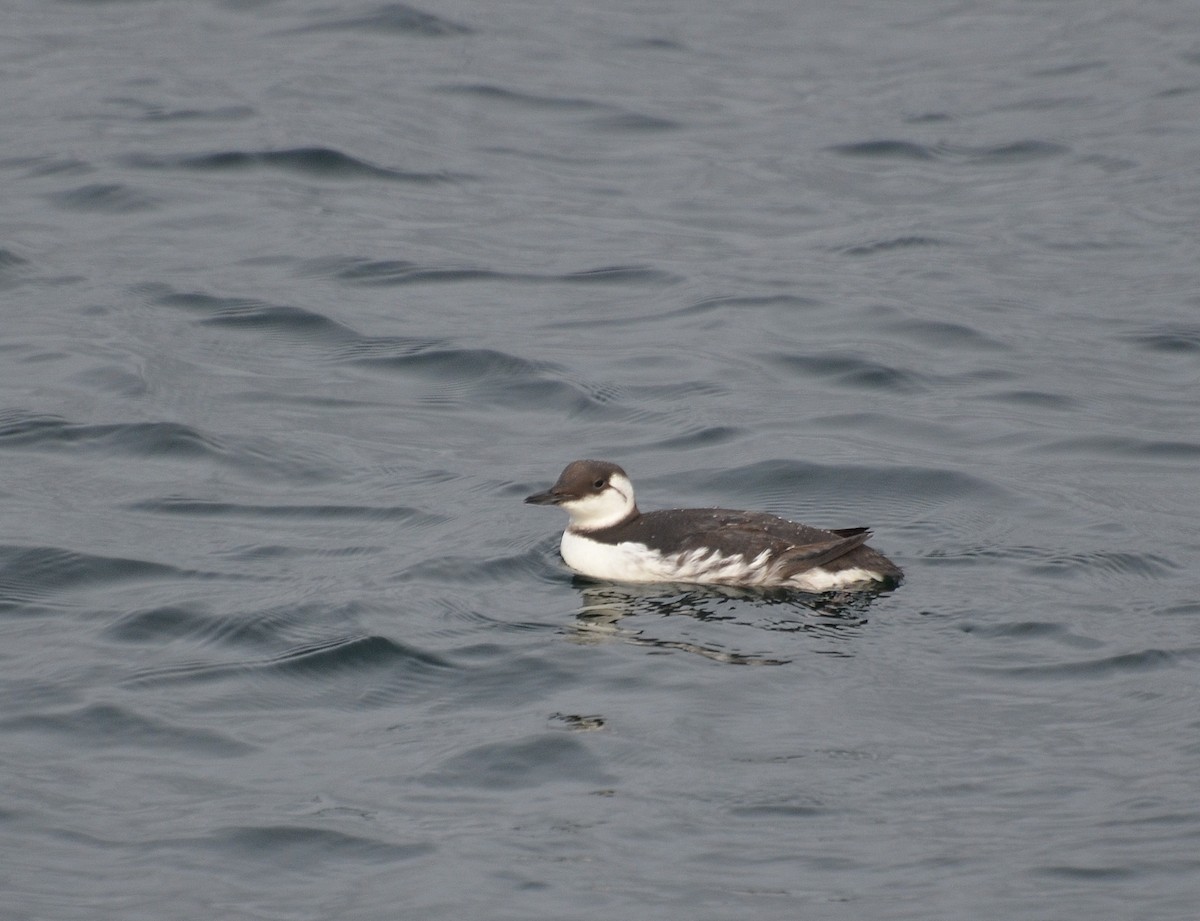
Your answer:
[4,1,1200,918]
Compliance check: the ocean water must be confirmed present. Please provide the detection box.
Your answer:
[3,1,1199,918]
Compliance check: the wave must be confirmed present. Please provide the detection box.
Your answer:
[0,545,199,612]
[123,147,462,184]
[141,285,358,338]
[124,497,444,526]
[0,702,252,756]
[982,646,1200,681]
[0,411,223,458]
[280,3,471,37]
[435,83,612,112]
[827,139,1068,163]
[189,825,434,863]
[1031,434,1200,462]
[1122,324,1200,354]
[47,183,157,213]
[766,350,929,394]
[301,256,673,287]
[419,733,615,789]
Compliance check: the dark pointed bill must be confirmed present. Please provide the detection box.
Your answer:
[524,489,563,505]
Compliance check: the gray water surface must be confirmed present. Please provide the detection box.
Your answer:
[3,1,1200,919]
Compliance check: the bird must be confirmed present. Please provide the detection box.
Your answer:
[525,459,902,592]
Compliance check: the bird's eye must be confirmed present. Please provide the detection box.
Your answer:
[593,478,606,489]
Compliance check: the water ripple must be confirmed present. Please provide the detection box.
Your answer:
[122,101,256,123]
[0,545,200,612]
[143,283,450,363]
[828,140,936,161]
[0,409,330,481]
[1030,434,1200,462]
[1034,864,1138,881]
[928,545,1178,580]
[650,424,742,450]
[765,351,929,393]
[303,256,674,287]
[587,111,679,132]
[347,345,552,379]
[283,3,472,36]
[107,604,375,661]
[115,824,434,864]
[0,702,252,756]
[0,410,326,482]
[984,646,1200,680]
[266,634,454,677]
[958,619,1102,650]
[47,183,158,213]
[828,139,1069,163]
[558,582,889,665]
[144,286,357,338]
[1023,549,1179,579]
[1123,324,1200,354]
[123,147,462,184]
[305,257,512,286]
[435,81,675,131]
[124,498,445,526]
[0,411,220,458]
[0,247,30,272]
[116,598,461,710]
[699,459,999,508]
[104,603,244,646]
[404,545,560,586]
[838,236,946,256]
[436,83,611,111]
[343,343,614,413]
[977,388,1080,410]
[419,733,615,789]
[879,316,1009,352]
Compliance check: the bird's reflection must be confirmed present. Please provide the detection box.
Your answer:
[566,578,893,665]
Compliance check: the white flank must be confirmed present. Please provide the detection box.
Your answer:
[560,531,886,590]
[785,566,883,592]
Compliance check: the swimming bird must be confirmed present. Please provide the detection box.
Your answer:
[525,460,903,592]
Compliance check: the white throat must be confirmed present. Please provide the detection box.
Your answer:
[561,473,636,531]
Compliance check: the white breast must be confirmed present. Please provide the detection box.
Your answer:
[560,530,673,582]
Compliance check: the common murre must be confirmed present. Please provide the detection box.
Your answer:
[525,459,903,592]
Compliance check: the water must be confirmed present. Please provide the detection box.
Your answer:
[3,1,1199,918]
